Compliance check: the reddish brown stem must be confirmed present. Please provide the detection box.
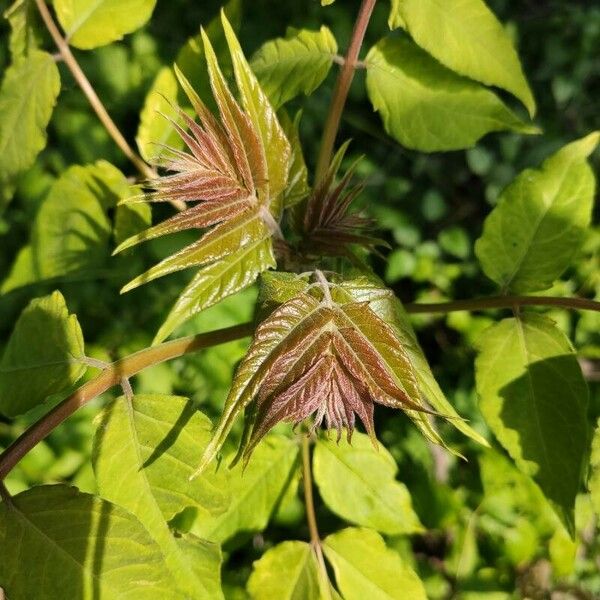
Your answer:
[314,0,378,183]
[0,323,253,480]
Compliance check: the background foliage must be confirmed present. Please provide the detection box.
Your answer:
[0,0,599,598]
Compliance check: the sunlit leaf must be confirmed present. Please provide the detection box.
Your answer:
[0,291,85,417]
[251,26,338,109]
[93,394,227,598]
[247,541,320,600]
[154,236,276,343]
[590,419,600,518]
[392,0,535,115]
[53,0,157,49]
[314,431,423,534]
[0,485,181,599]
[475,314,589,533]
[475,132,599,293]
[191,434,299,543]
[365,37,538,152]
[0,50,60,185]
[4,0,39,61]
[323,528,426,600]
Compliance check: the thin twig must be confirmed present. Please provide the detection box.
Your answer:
[0,323,253,480]
[403,295,600,314]
[315,0,377,183]
[301,435,332,600]
[33,0,185,211]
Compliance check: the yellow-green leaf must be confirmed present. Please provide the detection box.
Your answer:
[155,236,275,343]
[251,26,338,109]
[247,541,321,600]
[475,314,589,534]
[365,37,538,152]
[0,291,85,417]
[392,0,535,115]
[314,431,423,534]
[53,0,157,49]
[0,50,60,183]
[0,485,181,599]
[323,528,426,600]
[475,132,599,293]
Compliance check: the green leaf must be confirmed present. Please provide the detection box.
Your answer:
[388,0,405,30]
[322,528,426,600]
[136,67,185,163]
[247,541,320,600]
[113,201,152,247]
[93,394,227,599]
[314,431,423,535]
[191,434,299,543]
[251,26,338,109]
[391,0,535,115]
[0,291,85,417]
[0,485,181,599]
[365,37,537,152]
[154,235,276,343]
[475,314,589,533]
[32,161,130,281]
[53,0,157,49]
[0,50,60,183]
[475,132,599,293]
[589,419,600,518]
[4,0,39,61]
[221,12,291,211]
[279,110,310,208]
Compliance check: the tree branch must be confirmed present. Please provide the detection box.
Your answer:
[403,295,600,314]
[314,0,377,183]
[0,323,253,481]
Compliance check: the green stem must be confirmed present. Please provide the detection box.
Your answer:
[301,435,332,600]
[314,0,378,183]
[0,323,253,481]
[403,295,600,314]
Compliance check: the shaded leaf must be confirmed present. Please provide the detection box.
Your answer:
[53,0,157,49]
[247,541,320,600]
[475,132,599,293]
[475,314,589,533]
[279,110,310,208]
[590,419,600,518]
[392,0,535,115]
[0,291,85,417]
[314,431,423,534]
[191,434,299,543]
[0,485,181,599]
[93,394,227,599]
[251,26,338,109]
[365,37,537,152]
[0,50,60,184]
[322,528,426,600]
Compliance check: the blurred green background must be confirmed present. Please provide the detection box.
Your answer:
[1,0,599,597]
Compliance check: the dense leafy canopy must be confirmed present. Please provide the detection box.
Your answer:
[0,0,598,598]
